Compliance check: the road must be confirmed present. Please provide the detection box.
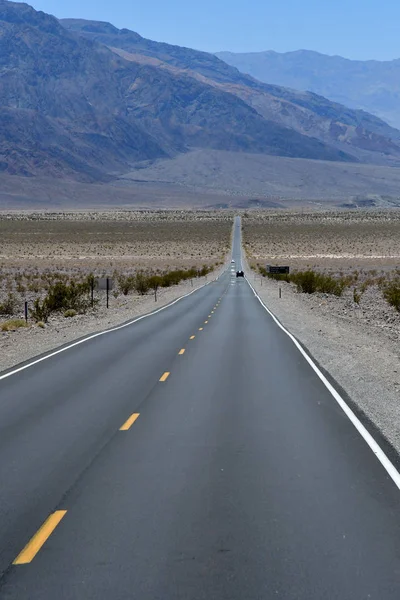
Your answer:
[1,217,400,599]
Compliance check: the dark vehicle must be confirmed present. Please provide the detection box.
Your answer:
[236,270,244,278]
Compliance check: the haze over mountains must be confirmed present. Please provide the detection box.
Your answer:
[216,50,400,130]
[1,0,400,208]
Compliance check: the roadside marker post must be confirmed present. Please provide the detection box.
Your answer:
[279,287,282,299]
[106,277,109,309]
[91,279,94,308]
[24,301,28,323]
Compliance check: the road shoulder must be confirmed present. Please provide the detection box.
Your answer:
[247,270,400,456]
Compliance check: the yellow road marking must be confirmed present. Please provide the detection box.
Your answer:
[199,327,203,331]
[211,311,214,313]
[204,321,208,324]
[208,315,212,318]
[160,372,170,382]
[120,413,140,431]
[179,349,185,355]
[13,511,67,565]
[190,335,195,340]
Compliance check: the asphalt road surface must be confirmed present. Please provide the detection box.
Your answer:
[1,218,400,599]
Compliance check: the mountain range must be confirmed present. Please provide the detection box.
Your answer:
[60,19,400,165]
[1,1,400,207]
[216,50,400,130]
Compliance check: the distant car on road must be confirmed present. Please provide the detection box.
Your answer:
[236,270,244,278]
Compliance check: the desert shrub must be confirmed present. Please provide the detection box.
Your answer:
[291,270,319,294]
[134,272,150,295]
[45,280,90,313]
[161,270,185,287]
[30,298,51,323]
[383,280,400,312]
[353,288,361,304]
[259,267,346,296]
[118,275,135,295]
[0,293,18,316]
[37,321,45,328]
[1,319,28,332]
[376,276,386,287]
[148,275,163,293]
[360,278,379,293]
[28,280,41,293]
[315,273,347,296]
[64,309,77,318]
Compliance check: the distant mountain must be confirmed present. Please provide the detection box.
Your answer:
[2,1,400,187]
[63,19,400,166]
[216,49,400,129]
[0,2,358,181]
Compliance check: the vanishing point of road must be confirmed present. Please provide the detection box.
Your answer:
[0,217,400,599]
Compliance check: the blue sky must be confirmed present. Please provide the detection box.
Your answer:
[17,0,400,60]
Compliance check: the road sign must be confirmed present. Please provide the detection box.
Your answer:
[95,278,114,291]
[266,265,290,274]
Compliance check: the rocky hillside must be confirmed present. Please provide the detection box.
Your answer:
[216,49,400,130]
[0,2,356,181]
[63,19,400,165]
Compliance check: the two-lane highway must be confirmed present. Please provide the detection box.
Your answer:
[1,218,400,598]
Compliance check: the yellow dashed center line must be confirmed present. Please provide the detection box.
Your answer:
[190,335,195,340]
[199,327,203,331]
[179,349,185,355]
[204,321,208,324]
[13,511,67,565]
[160,372,170,382]
[120,413,140,431]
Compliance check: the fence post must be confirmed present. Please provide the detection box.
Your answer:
[106,277,109,309]
[24,301,28,323]
[91,279,94,308]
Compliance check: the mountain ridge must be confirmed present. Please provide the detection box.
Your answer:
[62,18,400,164]
[216,49,400,129]
[1,0,400,199]
[0,0,360,182]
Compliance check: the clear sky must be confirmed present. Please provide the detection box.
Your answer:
[15,0,400,60]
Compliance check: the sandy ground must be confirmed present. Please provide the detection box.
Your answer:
[243,209,400,273]
[246,264,400,455]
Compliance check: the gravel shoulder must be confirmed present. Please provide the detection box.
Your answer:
[0,271,221,374]
[246,265,400,455]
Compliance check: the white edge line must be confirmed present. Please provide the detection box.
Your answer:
[246,277,400,491]
[0,276,221,383]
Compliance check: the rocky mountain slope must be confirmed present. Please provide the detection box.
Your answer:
[216,49,400,130]
[63,19,400,165]
[2,1,400,189]
[0,1,355,182]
